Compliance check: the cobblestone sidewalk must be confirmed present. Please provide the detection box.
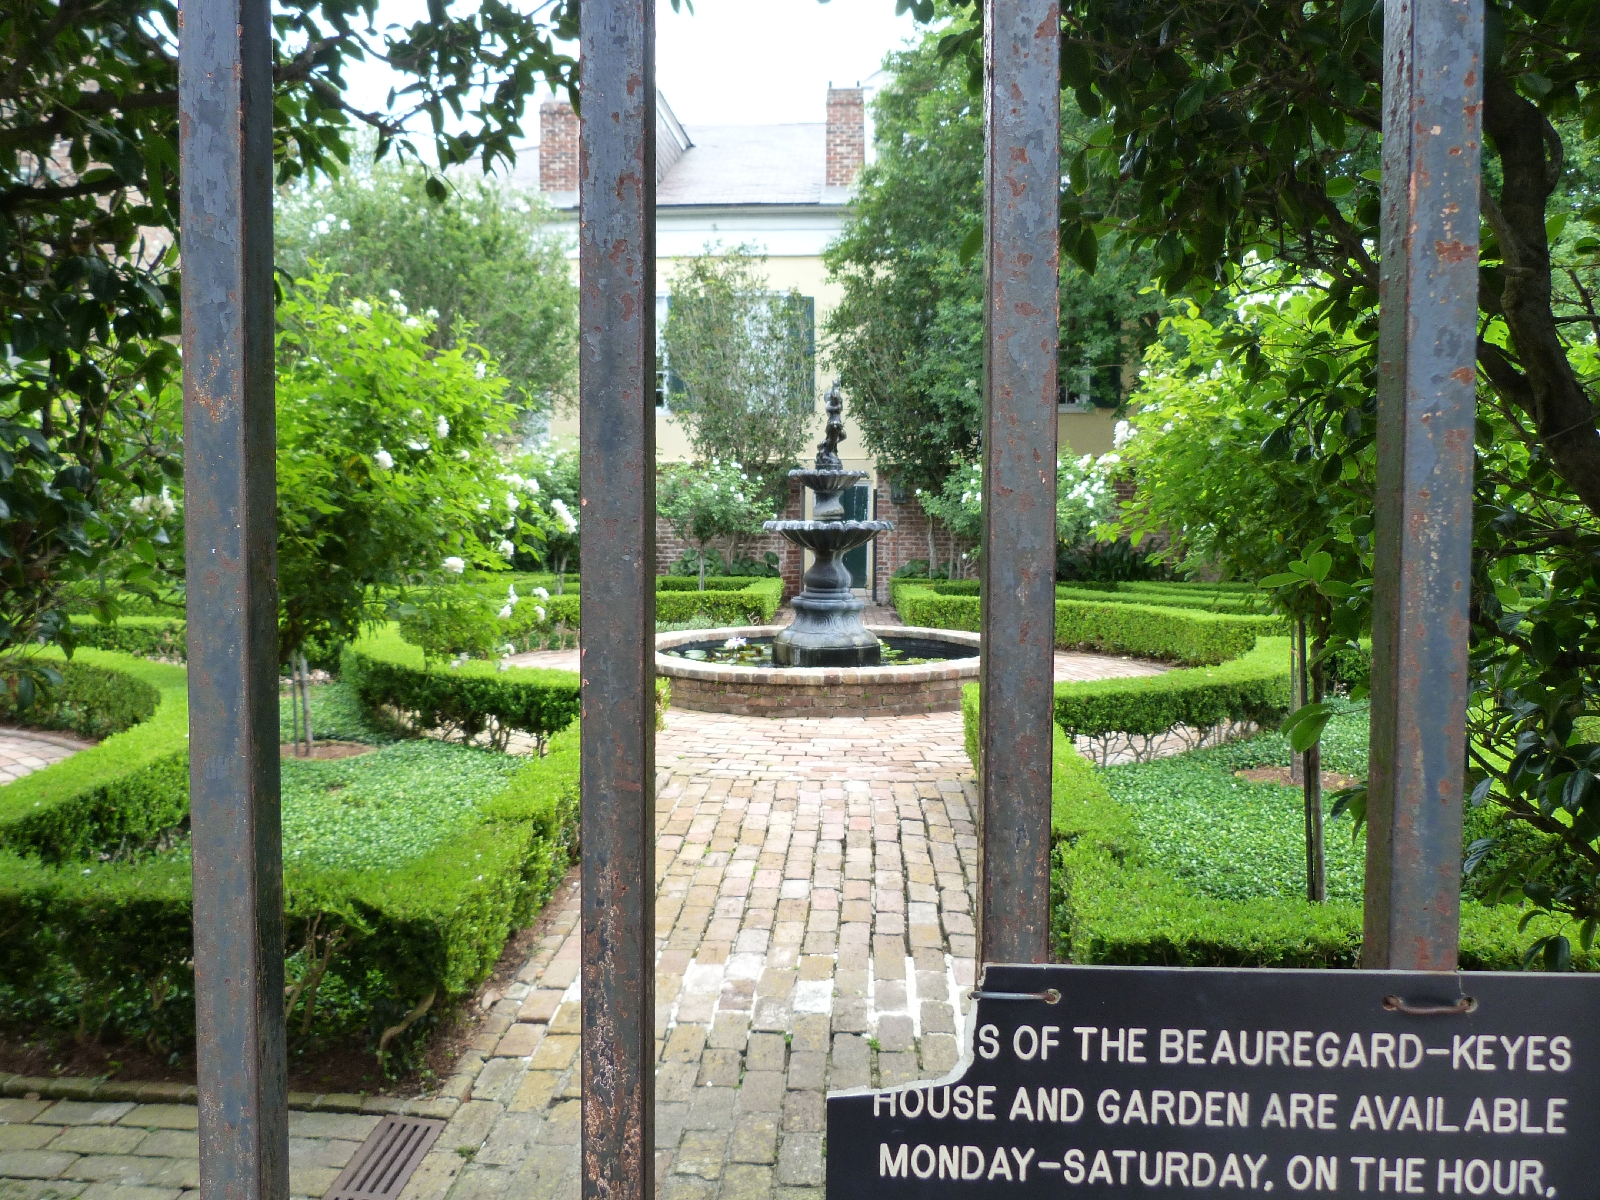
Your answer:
[0,728,94,786]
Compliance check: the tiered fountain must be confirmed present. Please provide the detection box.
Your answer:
[763,387,895,667]
[653,386,981,718]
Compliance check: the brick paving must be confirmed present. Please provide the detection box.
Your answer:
[0,728,94,786]
[0,649,1167,1200]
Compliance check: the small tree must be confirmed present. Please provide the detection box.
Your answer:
[274,274,527,750]
[657,460,775,590]
[662,248,814,496]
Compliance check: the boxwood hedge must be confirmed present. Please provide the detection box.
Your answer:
[0,652,189,864]
[1054,637,1292,740]
[892,580,1274,665]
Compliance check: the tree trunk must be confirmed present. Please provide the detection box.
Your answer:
[698,548,707,591]
[555,554,566,595]
[299,652,315,756]
[289,658,300,752]
[1290,619,1306,786]
[1304,635,1327,904]
[1480,72,1600,517]
[926,517,936,576]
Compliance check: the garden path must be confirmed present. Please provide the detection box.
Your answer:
[0,650,1172,1200]
[0,728,94,785]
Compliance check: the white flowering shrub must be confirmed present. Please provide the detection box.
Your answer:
[657,458,776,588]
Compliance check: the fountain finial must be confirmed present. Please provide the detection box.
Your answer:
[816,383,847,470]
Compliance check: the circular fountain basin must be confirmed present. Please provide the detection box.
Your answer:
[655,625,980,718]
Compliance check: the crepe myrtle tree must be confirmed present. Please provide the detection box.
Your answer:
[657,459,776,590]
[273,274,530,751]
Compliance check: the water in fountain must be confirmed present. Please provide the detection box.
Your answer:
[762,385,894,667]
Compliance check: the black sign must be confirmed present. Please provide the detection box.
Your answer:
[825,965,1600,1199]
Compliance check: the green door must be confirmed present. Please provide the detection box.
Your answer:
[842,484,870,589]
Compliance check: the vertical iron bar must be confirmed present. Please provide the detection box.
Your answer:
[1364,0,1482,970]
[179,0,288,1195]
[978,0,1060,965]
[578,0,656,1190]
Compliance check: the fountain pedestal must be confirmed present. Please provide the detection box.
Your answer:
[764,389,893,668]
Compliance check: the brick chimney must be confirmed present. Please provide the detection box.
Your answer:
[825,87,865,188]
[539,99,579,193]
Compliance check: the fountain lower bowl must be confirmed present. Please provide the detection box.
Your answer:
[655,625,980,718]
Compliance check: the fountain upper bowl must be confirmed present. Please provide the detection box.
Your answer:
[762,519,893,554]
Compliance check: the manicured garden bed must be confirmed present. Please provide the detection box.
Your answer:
[0,649,580,1071]
[960,688,1586,970]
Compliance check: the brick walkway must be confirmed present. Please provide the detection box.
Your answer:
[399,707,980,1200]
[0,728,94,786]
[0,651,1165,1200]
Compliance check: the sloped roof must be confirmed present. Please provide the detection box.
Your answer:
[657,123,827,208]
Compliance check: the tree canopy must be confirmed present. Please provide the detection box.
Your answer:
[276,156,578,413]
[823,22,1163,493]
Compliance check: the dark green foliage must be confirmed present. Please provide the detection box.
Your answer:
[1054,637,1291,739]
[960,690,1581,970]
[0,647,582,1056]
[0,660,158,739]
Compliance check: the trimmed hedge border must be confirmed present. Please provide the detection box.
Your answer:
[1054,637,1292,739]
[0,651,189,864]
[69,615,188,659]
[0,647,585,1052]
[960,688,1573,970]
[891,580,1275,665]
[344,625,583,742]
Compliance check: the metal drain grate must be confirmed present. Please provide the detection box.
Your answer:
[326,1116,446,1200]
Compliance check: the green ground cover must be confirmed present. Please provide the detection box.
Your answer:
[279,742,524,871]
[1101,708,1368,904]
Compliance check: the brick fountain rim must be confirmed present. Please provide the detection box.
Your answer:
[654,625,980,716]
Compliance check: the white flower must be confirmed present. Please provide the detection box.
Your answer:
[498,539,516,557]
[475,362,487,380]
[457,450,470,461]
[535,605,547,621]
[388,288,403,302]
[1099,453,1122,465]
[1113,420,1133,448]
[551,497,578,534]
[508,585,519,602]
[374,449,394,470]
[1077,454,1093,469]
[527,477,540,493]
[503,644,514,654]
[426,307,440,320]
[404,316,420,328]
[443,556,466,575]
[498,659,511,672]
[505,491,520,511]
[350,299,372,317]
[498,604,514,619]
[407,439,429,452]
[436,415,450,438]
[337,324,348,334]
[723,636,747,649]
[1162,422,1175,433]
[533,587,549,600]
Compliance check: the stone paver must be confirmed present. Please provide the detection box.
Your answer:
[0,727,93,785]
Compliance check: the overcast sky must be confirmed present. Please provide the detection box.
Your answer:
[338,0,921,145]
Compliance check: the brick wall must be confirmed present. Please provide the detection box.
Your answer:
[655,477,807,601]
[825,88,865,188]
[539,100,579,192]
[870,486,975,596]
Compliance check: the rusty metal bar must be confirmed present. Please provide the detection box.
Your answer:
[179,0,288,1196]
[977,0,1060,965]
[1363,0,1483,971]
[578,0,656,1190]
